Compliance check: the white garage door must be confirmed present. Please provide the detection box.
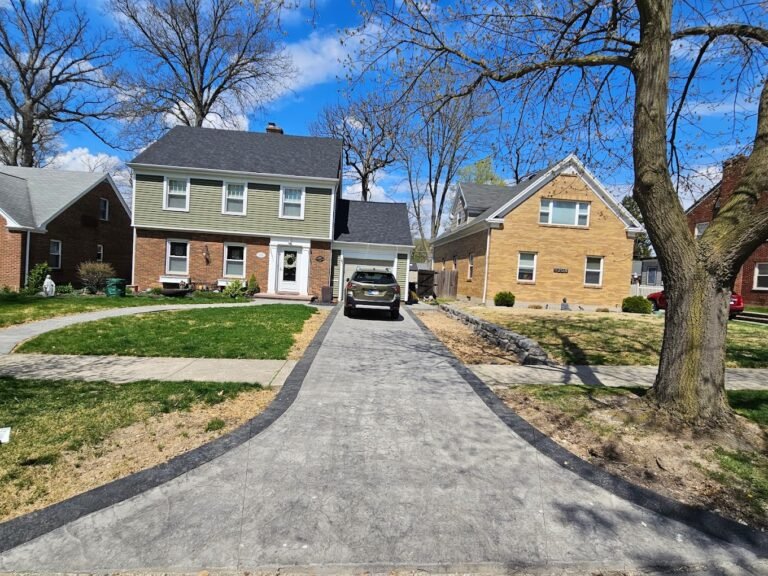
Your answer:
[342,258,393,301]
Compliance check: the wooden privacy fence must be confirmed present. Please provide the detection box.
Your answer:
[435,270,458,298]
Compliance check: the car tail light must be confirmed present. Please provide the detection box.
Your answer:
[393,284,400,294]
[346,281,353,290]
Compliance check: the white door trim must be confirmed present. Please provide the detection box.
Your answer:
[268,237,311,295]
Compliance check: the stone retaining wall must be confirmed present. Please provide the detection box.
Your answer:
[438,304,554,366]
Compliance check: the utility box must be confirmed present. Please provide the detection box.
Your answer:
[321,285,333,303]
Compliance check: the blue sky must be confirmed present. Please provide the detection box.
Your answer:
[50,1,764,212]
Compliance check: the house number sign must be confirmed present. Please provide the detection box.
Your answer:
[553,267,569,273]
[256,252,266,259]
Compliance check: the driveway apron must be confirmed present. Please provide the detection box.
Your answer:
[0,309,763,573]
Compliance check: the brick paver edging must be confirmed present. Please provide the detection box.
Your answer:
[438,304,554,366]
[411,311,768,557]
[0,305,340,554]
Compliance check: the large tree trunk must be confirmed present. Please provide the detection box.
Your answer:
[20,110,35,167]
[632,0,733,423]
[649,268,732,423]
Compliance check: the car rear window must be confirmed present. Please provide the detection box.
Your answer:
[352,271,397,284]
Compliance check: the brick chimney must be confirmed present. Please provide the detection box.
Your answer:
[266,122,284,134]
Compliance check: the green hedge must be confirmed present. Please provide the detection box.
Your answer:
[494,291,516,307]
[622,295,653,314]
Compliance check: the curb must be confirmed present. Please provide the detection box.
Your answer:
[409,310,768,558]
[0,305,339,554]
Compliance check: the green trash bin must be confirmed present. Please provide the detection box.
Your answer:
[105,278,126,297]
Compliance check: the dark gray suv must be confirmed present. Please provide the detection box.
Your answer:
[344,267,401,319]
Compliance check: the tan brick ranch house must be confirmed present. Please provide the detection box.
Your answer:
[129,125,413,298]
[0,167,131,290]
[433,155,642,306]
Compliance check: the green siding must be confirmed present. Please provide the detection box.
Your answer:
[133,174,333,238]
[331,249,341,299]
[397,253,408,295]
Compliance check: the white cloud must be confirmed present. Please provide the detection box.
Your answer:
[48,147,132,200]
[283,30,352,94]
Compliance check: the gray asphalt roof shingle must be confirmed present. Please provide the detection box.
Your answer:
[334,200,413,246]
[0,167,106,229]
[131,126,343,180]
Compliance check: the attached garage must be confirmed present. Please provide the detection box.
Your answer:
[332,200,414,301]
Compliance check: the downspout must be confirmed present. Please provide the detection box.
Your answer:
[24,231,31,288]
[482,227,491,304]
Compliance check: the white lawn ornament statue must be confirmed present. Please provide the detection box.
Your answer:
[42,274,56,297]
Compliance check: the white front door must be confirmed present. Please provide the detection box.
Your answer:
[277,247,301,293]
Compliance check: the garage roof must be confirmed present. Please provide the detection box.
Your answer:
[334,200,413,246]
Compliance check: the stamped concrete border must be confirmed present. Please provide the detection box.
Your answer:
[410,310,768,557]
[0,305,340,554]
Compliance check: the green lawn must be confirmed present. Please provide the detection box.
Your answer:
[472,308,768,367]
[0,292,250,328]
[0,376,262,519]
[745,305,768,314]
[17,304,316,359]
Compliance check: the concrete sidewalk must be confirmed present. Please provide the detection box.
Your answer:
[471,364,768,390]
[1,307,764,574]
[0,353,295,387]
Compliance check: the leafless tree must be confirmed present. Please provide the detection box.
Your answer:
[111,0,291,144]
[0,0,118,166]
[399,78,497,244]
[311,95,400,201]
[354,0,768,424]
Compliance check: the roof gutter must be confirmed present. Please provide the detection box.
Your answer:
[127,163,340,185]
[482,227,491,304]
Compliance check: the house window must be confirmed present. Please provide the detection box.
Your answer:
[452,255,457,270]
[99,198,109,221]
[585,256,604,286]
[442,258,446,271]
[468,253,474,279]
[49,240,61,269]
[96,244,104,262]
[539,199,590,227]
[517,252,536,282]
[647,266,658,286]
[224,244,246,277]
[280,186,304,219]
[754,263,768,290]
[164,178,189,211]
[694,222,709,239]
[166,240,189,274]
[223,183,246,214]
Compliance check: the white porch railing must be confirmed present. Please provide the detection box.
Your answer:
[630,284,663,297]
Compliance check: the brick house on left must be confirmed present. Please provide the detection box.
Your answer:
[0,167,132,290]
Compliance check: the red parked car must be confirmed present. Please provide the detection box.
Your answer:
[647,291,745,319]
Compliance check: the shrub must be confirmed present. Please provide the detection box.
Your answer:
[622,296,653,314]
[494,291,516,307]
[247,273,260,295]
[528,304,543,309]
[149,287,163,296]
[56,283,75,295]
[77,261,115,294]
[596,307,611,313]
[222,279,245,298]
[205,418,225,432]
[25,262,51,294]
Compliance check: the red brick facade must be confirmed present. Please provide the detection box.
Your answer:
[0,215,25,290]
[134,229,270,292]
[135,230,333,299]
[308,240,332,298]
[686,156,768,305]
[1,180,131,291]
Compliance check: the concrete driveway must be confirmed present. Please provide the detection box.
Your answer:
[0,307,765,574]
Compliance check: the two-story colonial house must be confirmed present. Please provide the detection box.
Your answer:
[0,167,131,290]
[434,155,642,306]
[129,125,413,299]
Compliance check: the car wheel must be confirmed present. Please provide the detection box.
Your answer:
[344,306,351,317]
[390,308,399,320]
[650,299,659,312]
